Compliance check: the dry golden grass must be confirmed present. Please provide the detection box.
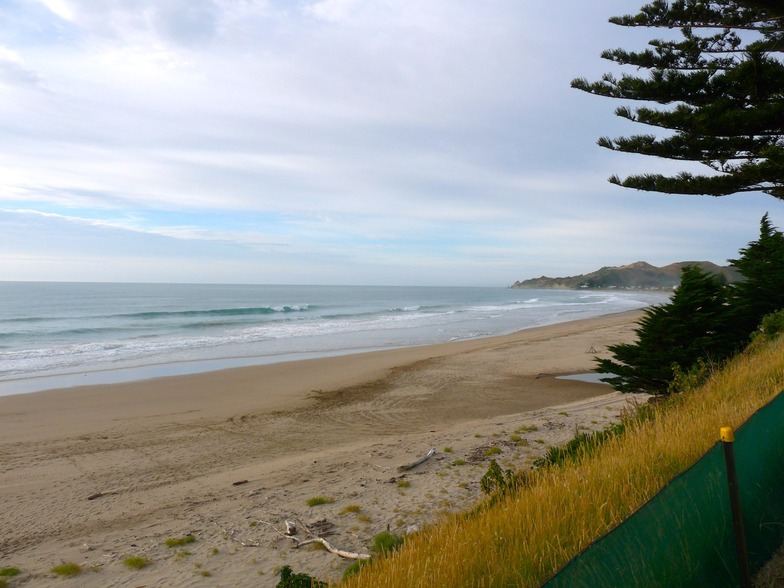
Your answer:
[342,337,784,587]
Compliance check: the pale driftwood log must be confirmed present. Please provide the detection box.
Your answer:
[292,537,371,560]
[397,448,436,472]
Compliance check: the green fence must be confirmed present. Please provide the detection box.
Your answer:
[542,391,784,587]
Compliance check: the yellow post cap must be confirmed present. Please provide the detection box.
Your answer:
[720,426,735,442]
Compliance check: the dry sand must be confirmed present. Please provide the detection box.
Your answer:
[0,310,648,587]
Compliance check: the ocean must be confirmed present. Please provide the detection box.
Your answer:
[0,282,670,395]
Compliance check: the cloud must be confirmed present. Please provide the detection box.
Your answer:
[0,46,44,88]
[303,0,361,23]
[3,1,784,285]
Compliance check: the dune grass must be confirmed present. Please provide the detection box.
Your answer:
[307,496,335,507]
[123,556,150,570]
[165,535,196,548]
[51,563,82,577]
[342,336,784,587]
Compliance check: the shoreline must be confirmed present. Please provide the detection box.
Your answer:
[0,308,646,398]
[0,309,645,586]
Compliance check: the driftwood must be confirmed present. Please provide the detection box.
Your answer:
[397,448,436,472]
[292,536,371,560]
[285,518,370,560]
[285,520,297,535]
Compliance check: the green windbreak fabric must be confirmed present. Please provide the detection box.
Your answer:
[542,391,784,588]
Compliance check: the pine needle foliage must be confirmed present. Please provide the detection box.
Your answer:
[572,0,784,199]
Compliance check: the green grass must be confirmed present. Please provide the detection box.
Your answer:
[339,504,362,515]
[484,446,502,456]
[306,496,335,507]
[453,459,466,466]
[51,563,82,577]
[396,480,411,488]
[165,535,196,547]
[123,556,150,570]
[0,569,20,577]
[371,530,405,555]
[515,425,539,433]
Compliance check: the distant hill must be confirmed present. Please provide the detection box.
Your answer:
[510,261,742,290]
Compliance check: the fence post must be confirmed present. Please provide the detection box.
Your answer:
[720,426,752,588]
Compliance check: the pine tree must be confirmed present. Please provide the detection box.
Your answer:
[728,213,784,335]
[572,0,784,198]
[596,265,734,394]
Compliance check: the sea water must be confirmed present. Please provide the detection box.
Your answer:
[0,282,669,395]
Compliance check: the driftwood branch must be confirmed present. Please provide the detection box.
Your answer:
[397,448,436,472]
[292,536,371,560]
[284,518,370,560]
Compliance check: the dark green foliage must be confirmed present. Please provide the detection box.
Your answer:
[480,460,526,496]
[668,358,714,394]
[728,214,784,337]
[534,423,627,469]
[597,215,784,395]
[276,565,326,588]
[534,402,659,469]
[758,309,784,340]
[596,265,737,394]
[371,530,404,555]
[572,1,784,199]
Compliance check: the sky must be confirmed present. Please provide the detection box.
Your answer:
[1,0,783,286]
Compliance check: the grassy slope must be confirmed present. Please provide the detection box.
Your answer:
[342,336,784,588]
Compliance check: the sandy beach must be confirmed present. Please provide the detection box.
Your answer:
[0,310,647,587]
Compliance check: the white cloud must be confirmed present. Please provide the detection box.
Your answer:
[303,0,361,23]
[2,1,784,285]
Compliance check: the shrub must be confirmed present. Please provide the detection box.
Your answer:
[276,565,327,587]
[124,557,150,570]
[668,358,713,394]
[51,563,82,576]
[306,496,335,507]
[371,530,404,555]
[0,569,19,577]
[480,460,525,496]
[165,535,196,547]
[756,309,784,342]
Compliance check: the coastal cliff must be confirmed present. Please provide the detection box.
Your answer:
[511,261,741,290]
